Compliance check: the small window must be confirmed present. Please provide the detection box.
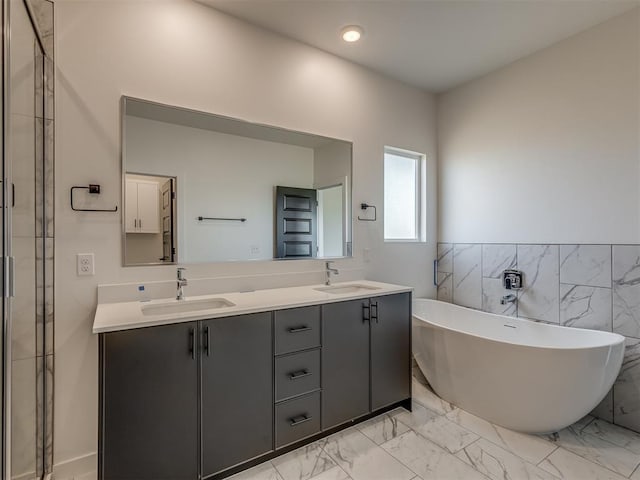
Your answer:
[384,147,425,242]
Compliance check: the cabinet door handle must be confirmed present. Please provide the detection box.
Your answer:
[134,219,137,228]
[289,370,311,380]
[289,414,312,427]
[362,303,370,323]
[288,326,311,334]
[139,219,142,229]
[203,326,210,356]
[371,301,379,323]
[188,328,195,359]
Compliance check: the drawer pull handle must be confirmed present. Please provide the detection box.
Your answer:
[203,326,210,356]
[289,414,312,427]
[188,328,195,360]
[289,370,311,380]
[288,326,311,334]
[362,303,370,323]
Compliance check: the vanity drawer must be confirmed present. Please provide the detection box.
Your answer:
[275,349,320,402]
[275,391,321,448]
[275,306,321,355]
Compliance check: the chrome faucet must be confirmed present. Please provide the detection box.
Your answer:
[500,293,517,305]
[177,267,188,300]
[325,261,339,286]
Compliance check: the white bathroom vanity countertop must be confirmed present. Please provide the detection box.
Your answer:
[93,280,412,334]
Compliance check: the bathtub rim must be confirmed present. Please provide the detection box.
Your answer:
[413,298,625,351]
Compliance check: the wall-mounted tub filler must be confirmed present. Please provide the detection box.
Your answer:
[502,269,523,290]
[500,293,517,305]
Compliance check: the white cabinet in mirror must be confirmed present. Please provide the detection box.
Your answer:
[124,173,177,265]
[122,97,353,266]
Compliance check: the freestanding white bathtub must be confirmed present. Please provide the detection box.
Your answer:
[412,299,625,433]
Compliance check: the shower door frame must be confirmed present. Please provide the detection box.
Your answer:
[2,0,50,478]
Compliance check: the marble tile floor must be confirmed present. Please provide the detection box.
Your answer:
[232,374,640,480]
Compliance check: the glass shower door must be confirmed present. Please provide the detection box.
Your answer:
[7,0,46,478]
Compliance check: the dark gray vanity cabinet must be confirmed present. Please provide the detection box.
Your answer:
[274,307,322,448]
[100,291,410,480]
[322,293,411,430]
[201,312,273,477]
[322,299,371,429]
[100,322,199,480]
[371,293,411,410]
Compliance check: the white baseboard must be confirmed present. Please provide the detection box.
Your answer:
[52,453,96,480]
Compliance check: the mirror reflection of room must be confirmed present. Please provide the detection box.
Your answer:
[124,173,177,265]
[122,98,352,266]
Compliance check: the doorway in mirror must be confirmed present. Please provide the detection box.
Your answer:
[124,173,177,265]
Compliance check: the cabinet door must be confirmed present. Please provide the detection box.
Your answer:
[124,179,138,233]
[371,293,411,410]
[201,313,273,477]
[322,299,370,429]
[101,323,198,480]
[136,181,159,233]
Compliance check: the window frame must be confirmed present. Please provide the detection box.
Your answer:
[383,146,426,243]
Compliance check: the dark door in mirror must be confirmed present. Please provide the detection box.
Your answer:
[161,177,177,262]
[275,186,317,258]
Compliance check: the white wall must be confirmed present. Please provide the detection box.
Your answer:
[126,116,314,262]
[438,9,640,244]
[54,0,437,474]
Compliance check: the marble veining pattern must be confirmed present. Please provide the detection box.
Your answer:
[356,410,410,445]
[592,391,614,424]
[546,415,640,476]
[436,272,452,303]
[437,241,640,434]
[559,284,612,331]
[560,245,612,288]
[613,246,640,339]
[436,243,453,273]
[482,277,517,316]
[538,448,628,480]
[382,430,488,480]
[613,338,640,433]
[271,440,337,480]
[445,407,556,465]
[452,244,482,309]
[517,244,560,323]
[456,438,557,480]
[482,244,517,278]
[410,415,479,454]
[231,373,640,480]
[323,428,415,480]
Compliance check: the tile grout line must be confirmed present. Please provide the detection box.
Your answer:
[535,444,560,467]
[318,436,355,480]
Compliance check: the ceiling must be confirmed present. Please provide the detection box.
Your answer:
[197,0,638,93]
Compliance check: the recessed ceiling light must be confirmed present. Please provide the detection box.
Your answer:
[341,25,363,43]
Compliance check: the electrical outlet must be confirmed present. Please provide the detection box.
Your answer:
[77,253,95,276]
[250,245,260,255]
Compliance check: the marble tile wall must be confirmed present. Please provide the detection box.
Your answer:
[436,242,640,434]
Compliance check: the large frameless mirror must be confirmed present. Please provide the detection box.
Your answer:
[121,97,353,266]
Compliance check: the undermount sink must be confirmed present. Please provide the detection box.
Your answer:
[314,283,381,295]
[141,297,235,316]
